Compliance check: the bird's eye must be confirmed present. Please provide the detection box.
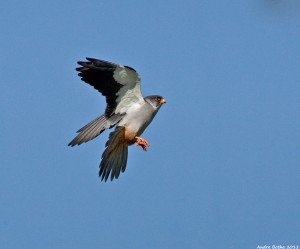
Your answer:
[156,97,161,102]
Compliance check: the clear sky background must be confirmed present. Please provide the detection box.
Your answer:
[1,0,300,248]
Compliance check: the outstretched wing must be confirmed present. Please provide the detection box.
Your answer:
[76,58,144,117]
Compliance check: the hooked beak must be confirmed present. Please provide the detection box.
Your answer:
[160,98,166,104]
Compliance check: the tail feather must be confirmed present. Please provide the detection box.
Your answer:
[68,114,122,146]
[99,127,128,181]
[111,144,126,179]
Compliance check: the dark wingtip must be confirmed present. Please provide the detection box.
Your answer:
[77,61,86,66]
[68,139,80,146]
[86,57,96,62]
[68,139,82,147]
[124,65,136,72]
[67,142,74,147]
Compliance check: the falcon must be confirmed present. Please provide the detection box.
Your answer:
[68,58,166,181]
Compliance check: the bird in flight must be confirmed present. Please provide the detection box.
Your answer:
[68,58,166,181]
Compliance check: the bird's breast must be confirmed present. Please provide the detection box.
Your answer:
[119,102,156,136]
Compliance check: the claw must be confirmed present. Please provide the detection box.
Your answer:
[135,136,150,151]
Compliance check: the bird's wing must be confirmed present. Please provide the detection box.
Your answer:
[68,113,123,147]
[76,58,144,117]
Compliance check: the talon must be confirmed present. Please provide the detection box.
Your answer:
[135,136,150,151]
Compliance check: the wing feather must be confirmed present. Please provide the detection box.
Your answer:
[76,58,144,117]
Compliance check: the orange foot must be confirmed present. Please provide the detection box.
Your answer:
[135,136,150,151]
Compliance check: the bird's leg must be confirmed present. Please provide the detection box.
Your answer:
[135,136,150,151]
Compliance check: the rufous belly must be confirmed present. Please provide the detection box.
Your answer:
[124,126,139,145]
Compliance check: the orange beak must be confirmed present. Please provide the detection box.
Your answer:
[160,98,166,104]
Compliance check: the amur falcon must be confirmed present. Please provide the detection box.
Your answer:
[68,58,166,181]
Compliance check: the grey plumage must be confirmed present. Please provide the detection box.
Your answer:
[68,113,123,146]
[69,58,165,181]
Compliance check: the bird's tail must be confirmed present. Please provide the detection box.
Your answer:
[68,114,122,146]
[99,126,128,181]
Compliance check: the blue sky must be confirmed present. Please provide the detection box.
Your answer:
[1,0,300,248]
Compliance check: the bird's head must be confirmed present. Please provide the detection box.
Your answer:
[145,95,166,109]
